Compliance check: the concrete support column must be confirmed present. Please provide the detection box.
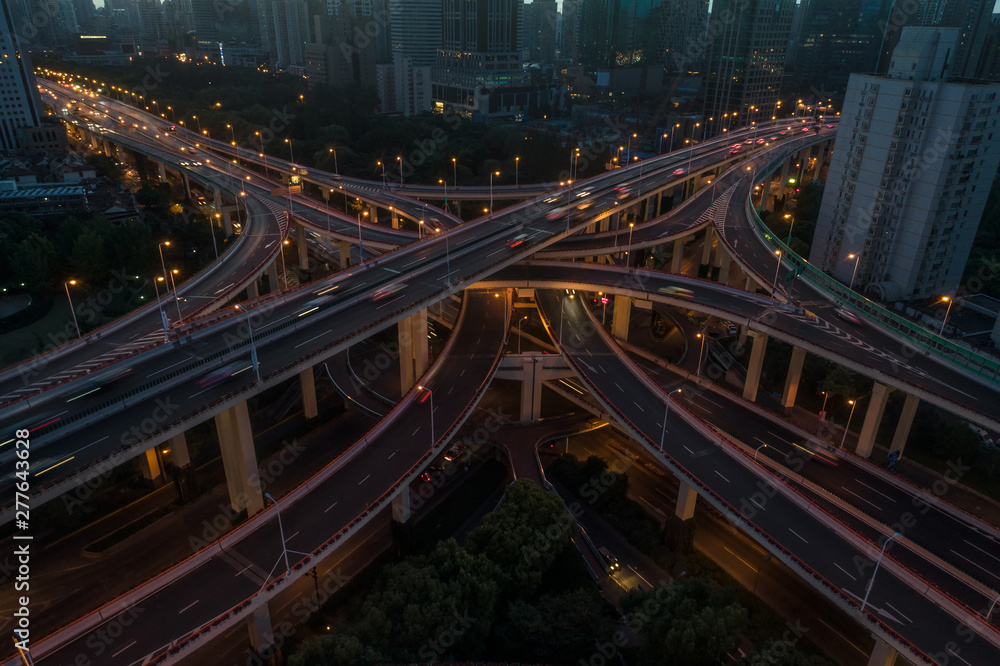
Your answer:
[267,260,280,292]
[398,310,429,394]
[296,223,308,268]
[671,239,685,274]
[520,371,543,422]
[856,383,893,458]
[300,368,318,420]
[867,638,897,666]
[699,225,714,277]
[779,159,790,197]
[742,331,768,402]
[392,490,411,523]
[140,448,162,483]
[813,143,827,180]
[214,187,223,214]
[391,209,400,229]
[116,144,125,161]
[158,161,167,183]
[717,253,732,284]
[169,433,191,468]
[889,394,920,456]
[611,295,631,341]
[675,481,697,520]
[655,191,663,218]
[780,346,807,412]
[367,203,377,222]
[213,401,264,515]
[246,280,259,299]
[181,172,192,200]
[102,139,112,156]
[338,241,351,268]
[247,603,274,655]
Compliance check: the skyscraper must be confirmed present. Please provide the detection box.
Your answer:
[702,0,795,134]
[1,0,45,153]
[523,0,557,64]
[389,0,442,68]
[809,27,1000,302]
[937,0,993,78]
[658,0,708,73]
[792,0,893,95]
[578,0,663,69]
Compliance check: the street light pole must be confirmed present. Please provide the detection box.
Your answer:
[696,331,706,377]
[515,156,519,186]
[235,304,261,382]
[848,253,861,290]
[452,157,457,188]
[158,240,171,289]
[860,532,901,614]
[659,388,682,451]
[330,147,338,174]
[439,179,448,211]
[518,316,528,354]
[939,296,955,335]
[264,493,290,573]
[626,222,635,267]
[772,250,782,296]
[417,386,435,447]
[152,276,167,333]
[840,399,858,448]
[755,443,768,461]
[64,280,81,339]
[490,171,499,213]
[357,211,367,258]
[169,269,183,324]
[397,156,403,185]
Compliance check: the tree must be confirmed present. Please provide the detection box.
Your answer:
[465,479,576,594]
[622,578,748,666]
[497,588,605,662]
[70,228,108,285]
[11,234,57,289]
[739,641,832,666]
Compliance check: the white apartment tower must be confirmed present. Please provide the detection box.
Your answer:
[0,0,45,153]
[809,27,1000,302]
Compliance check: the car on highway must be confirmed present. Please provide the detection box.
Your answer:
[672,169,685,175]
[197,360,253,388]
[66,365,135,403]
[372,282,408,301]
[544,206,568,219]
[658,285,694,299]
[506,233,530,248]
[419,466,444,483]
[614,185,632,200]
[576,200,593,210]
[598,547,621,572]
[443,444,469,462]
[834,308,862,325]
[825,124,835,128]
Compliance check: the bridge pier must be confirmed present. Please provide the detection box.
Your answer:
[247,603,275,656]
[496,354,574,423]
[856,382,893,458]
[742,332,768,402]
[214,401,264,515]
[392,490,412,523]
[867,638,897,666]
[675,481,697,520]
[300,367,318,419]
[338,241,351,268]
[214,187,224,216]
[612,295,631,341]
[780,346,807,413]
[139,448,163,484]
[670,238,685,273]
[698,226,714,277]
[268,260,280,292]
[181,172,192,200]
[247,280,260,299]
[296,223,309,268]
[398,310,429,394]
[812,142,827,180]
[889,394,919,457]
[158,161,167,183]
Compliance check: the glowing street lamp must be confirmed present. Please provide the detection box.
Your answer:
[847,253,861,290]
[490,171,500,213]
[840,398,859,448]
[660,388,682,451]
[939,296,955,335]
[64,280,81,338]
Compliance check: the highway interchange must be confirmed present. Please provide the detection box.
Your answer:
[2,82,1000,663]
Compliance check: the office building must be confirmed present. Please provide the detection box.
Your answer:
[809,27,1000,302]
[561,0,581,63]
[658,0,708,73]
[523,0,557,64]
[389,0,441,68]
[0,0,47,153]
[791,0,893,95]
[578,0,663,69]
[702,0,795,134]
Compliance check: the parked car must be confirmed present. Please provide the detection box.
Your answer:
[598,547,621,572]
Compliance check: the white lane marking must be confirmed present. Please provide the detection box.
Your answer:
[146,358,189,378]
[285,531,299,542]
[295,329,333,348]
[884,602,912,624]
[683,445,695,455]
[412,427,421,436]
[788,528,808,544]
[833,563,857,581]
[614,382,623,391]
[214,282,235,294]
[188,388,211,400]
[715,470,730,483]
[111,641,137,658]
[633,401,644,412]
[962,539,1000,566]
[388,451,396,460]
[840,487,883,512]
[359,474,370,485]
[949,548,1000,580]
[852,479,897,503]
[946,647,975,666]
[324,501,338,513]
[749,496,765,510]
[178,600,199,614]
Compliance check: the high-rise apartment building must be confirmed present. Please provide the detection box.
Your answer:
[658,0,707,73]
[792,0,893,95]
[561,0,581,63]
[523,0,557,64]
[1,0,46,152]
[389,0,442,68]
[809,27,1000,302]
[578,0,663,69]
[702,0,795,134]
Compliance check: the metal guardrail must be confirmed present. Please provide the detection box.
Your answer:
[745,150,1000,385]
